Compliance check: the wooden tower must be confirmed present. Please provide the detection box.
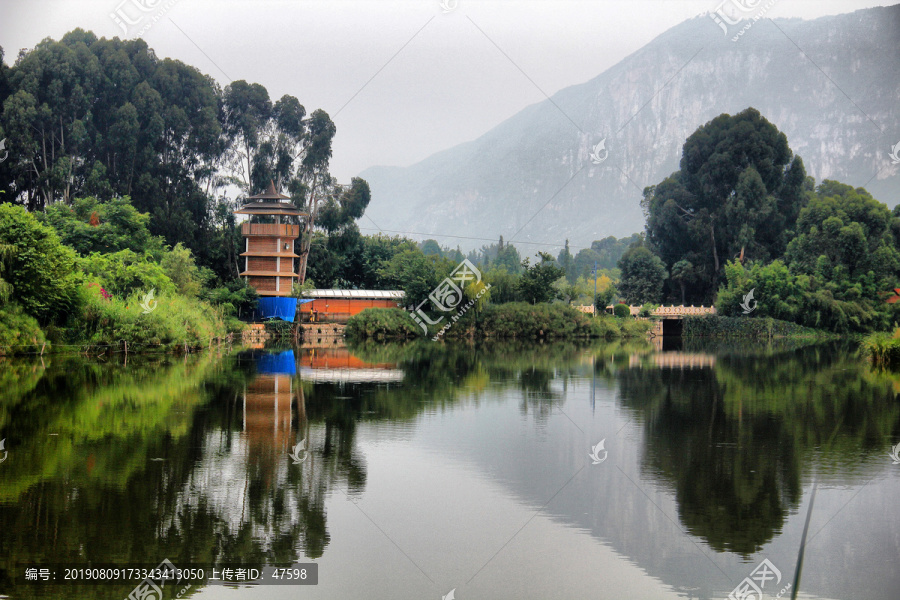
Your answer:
[236,181,307,297]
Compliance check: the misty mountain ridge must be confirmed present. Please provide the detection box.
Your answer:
[360,5,900,252]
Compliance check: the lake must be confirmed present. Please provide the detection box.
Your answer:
[0,338,898,600]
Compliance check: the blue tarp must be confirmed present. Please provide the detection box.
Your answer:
[256,350,296,375]
[258,297,299,321]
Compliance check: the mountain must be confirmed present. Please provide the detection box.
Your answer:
[360,5,900,251]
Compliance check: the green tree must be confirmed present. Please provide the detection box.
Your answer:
[594,283,618,313]
[0,204,80,324]
[161,243,204,297]
[590,234,642,270]
[485,267,521,304]
[557,239,576,284]
[40,196,159,255]
[618,245,667,305]
[420,239,442,257]
[573,248,602,281]
[79,249,174,298]
[785,181,900,286]
[377,249,453,309]
[352,235,418,289]
[642,108,807,300]
[669,259,699,305]
[518,252,564,304]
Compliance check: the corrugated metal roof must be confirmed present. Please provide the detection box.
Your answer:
[301,289,405,299]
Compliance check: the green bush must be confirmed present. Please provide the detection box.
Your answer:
[614,303,631,319]
[78,249,175,298]
[0,303,48,354]
[479,302,606,339]
[70,282,229,350]
[265,319,293,338]
[0,203,81,324]
[621,318,653,338]
[638,303,659,318]
[345,308,422,340]
[683,315,832,339]
[861,331,900,367]
[346,303,653,341]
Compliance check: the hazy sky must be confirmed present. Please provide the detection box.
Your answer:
[0,0,889,181]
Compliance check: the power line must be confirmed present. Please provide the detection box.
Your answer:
[356,226,624,255]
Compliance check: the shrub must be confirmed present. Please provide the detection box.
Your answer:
[0,303,48,354]
[78,249,175,298]
[683,315,831,339]
[71,282,228,350]
[0,203,81,324]
[638,303,659,318]
[614,303,631,319]
[479,302,603,339]
[621,318,653,338]
[861,330,900,367]
[345,308,422,340]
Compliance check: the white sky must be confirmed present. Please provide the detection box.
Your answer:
[0,0,890,181]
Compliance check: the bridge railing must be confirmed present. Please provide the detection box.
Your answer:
[598,305,716,317]
[651,305,716,317]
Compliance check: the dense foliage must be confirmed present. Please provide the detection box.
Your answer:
[683,314,832,339]
[642,108,809,303]
[346,303,651,341]
[634,108,900,335]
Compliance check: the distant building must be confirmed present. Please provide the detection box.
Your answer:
[235,181,307,297]
[298,289,405,323]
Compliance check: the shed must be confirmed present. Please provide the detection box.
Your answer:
[298,289,405,323]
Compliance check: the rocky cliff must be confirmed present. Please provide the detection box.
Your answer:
[361,5,900,250]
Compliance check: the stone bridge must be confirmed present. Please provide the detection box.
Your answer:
[640,305,716,336]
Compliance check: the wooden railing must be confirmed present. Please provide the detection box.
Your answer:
[241,223,300,237]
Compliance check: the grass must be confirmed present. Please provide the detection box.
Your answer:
[860,330,900,367]
[683,315,836,339]
[59,284,238,352]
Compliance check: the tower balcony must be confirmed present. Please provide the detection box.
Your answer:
[241,223,301,238]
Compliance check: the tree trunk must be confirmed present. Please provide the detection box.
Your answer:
[710,223,720,274]
[297,175,319,285]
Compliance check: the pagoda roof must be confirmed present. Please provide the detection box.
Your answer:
[235,202,308,217]
[248,180,290,200]
[236,180,307,216]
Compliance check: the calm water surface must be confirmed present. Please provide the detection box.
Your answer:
[0,339,898,600]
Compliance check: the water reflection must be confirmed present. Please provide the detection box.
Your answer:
[0,339,897,599]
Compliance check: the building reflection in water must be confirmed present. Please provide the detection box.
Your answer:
[297,347,404,384]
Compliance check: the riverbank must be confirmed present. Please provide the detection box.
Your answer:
[860,330,900,367]
[0,289,242,356]
[682,315,839,340]
[345,304,652,341]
